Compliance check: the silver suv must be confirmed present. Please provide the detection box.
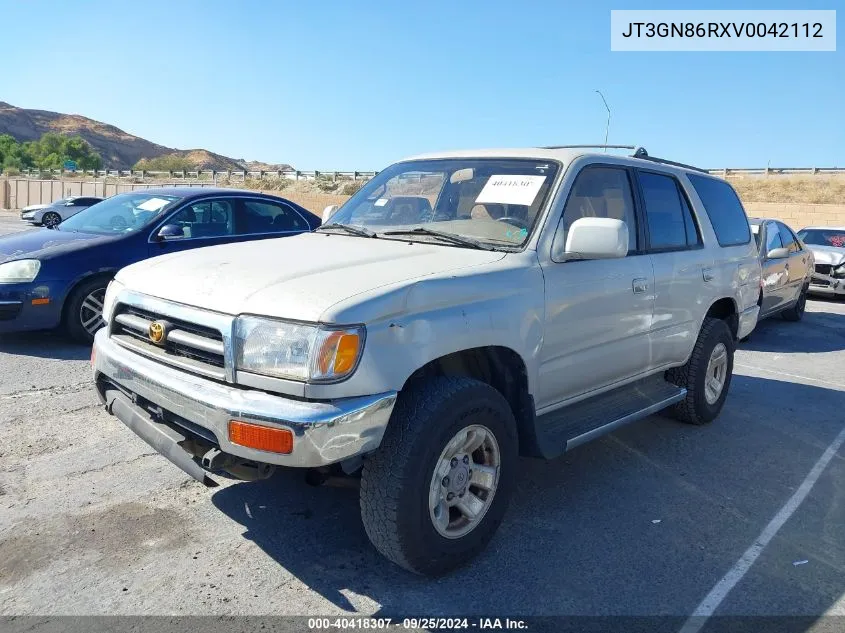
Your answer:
[92,145,762,575]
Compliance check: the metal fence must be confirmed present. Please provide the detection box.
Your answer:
[3,168,378,182]
[709,167,844,176]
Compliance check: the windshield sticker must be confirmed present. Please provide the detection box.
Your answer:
[137,197,172,212]
[374,198,388,207]
[476,175,546,206]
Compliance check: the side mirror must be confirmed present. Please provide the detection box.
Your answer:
[156,224,185,241]
[766,247,789,260]
[322,205,339,223]
[554,217,629,261]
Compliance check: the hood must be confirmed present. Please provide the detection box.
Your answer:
[22,204,49,212]
[0,228,118,263]
[807,244,845,267]
[116,232,506,322]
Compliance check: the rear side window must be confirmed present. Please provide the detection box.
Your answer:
[638,171,699,250]
[687,175,751,247]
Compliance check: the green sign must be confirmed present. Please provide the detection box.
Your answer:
[63,160,78,171]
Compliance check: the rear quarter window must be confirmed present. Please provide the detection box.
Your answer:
[687,174,752,247]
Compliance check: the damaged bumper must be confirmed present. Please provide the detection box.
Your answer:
[92,329,397,484]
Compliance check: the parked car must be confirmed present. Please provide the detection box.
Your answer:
[92,146,761,575]
[0,188,320,342]
[749,218,814,322]
[795,226,845,298]
[20,196,105,228]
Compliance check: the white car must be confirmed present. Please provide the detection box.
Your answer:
[796,226,845,297]
[92,145,761,575]
[20,196,104,228]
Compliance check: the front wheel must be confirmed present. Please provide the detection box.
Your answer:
[64,278,110,343]
[781,286,807,322]
[360,376,518,576]
[42,211,62,229]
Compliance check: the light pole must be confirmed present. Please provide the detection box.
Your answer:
[595,90,611,150]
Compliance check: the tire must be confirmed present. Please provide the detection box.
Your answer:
[42,211,62,229]
[781,286,807,322]
[64,277,111,343]
[666,317,734,425]
[360,376,518,576]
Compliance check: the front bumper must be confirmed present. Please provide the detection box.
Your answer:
[809,274,845,296]
[0,282,63,333]
[92,329,397,474]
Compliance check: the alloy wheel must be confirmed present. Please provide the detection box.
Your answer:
[704,342,728,405]
[79,287,107,336]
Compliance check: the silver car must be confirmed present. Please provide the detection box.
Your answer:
[749,218,814,322]
[20,196,104,228]
[796,226,845,298]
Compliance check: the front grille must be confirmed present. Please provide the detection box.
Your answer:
[0,302,22,321]
[813,264,833,286]
[110,304,226,380]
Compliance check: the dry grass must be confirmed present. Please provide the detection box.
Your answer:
[728,174,845,204]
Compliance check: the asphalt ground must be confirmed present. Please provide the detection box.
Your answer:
[0,212,843,630]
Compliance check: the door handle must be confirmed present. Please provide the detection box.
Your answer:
[632,278,649,294]
[702,267,714,282]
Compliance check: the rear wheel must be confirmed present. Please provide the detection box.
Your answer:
[64,278,110,343]
[42,211,61,229]
[666,317,735,425]
[781,286,807,322]
[360,376,518,576]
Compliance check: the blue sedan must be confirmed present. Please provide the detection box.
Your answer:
[0,187,320,342]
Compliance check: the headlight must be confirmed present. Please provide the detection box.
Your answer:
[101,279,124,324]
[0,260,41,283]
[235,316,364,383]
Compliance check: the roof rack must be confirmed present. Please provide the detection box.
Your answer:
[629,147,709,174]
[542,144,638,150]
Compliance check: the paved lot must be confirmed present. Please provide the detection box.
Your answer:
[0,212,844,621]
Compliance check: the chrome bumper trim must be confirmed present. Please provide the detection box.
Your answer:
[93,329,397,467]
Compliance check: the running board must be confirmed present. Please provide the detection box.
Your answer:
[535,376,686,459]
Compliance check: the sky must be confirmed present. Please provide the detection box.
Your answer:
[1,0,842,171]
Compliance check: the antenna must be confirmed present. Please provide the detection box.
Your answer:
[595,90,611,151]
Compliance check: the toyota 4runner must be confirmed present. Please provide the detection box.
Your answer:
[92,145,762,575]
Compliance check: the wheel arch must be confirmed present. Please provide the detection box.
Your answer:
[60,269,117,322]
[401,345,540,457]
[704,296,739,340]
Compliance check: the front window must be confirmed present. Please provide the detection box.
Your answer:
[57,192,183,235]
[325,158,560,249]
[797,229,845,248]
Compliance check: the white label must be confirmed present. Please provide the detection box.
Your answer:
[137,197,172,212]
[476,175,546,206]
[374,198,388,207]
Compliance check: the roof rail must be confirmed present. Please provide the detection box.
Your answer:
[630,147,709,174]
[542,144,638,150]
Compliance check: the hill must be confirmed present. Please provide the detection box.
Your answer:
[0,101,292,172]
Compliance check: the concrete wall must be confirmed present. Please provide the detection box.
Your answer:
[744,202,845,231]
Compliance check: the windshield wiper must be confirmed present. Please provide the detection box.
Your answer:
[316,223,376,238]
[381,227,494,250]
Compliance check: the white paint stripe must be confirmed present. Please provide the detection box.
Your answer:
[679,424,845,633]
[735,363,845,390]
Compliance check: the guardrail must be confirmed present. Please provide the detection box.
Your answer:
[1,168,378,181]
[2,167,842,180]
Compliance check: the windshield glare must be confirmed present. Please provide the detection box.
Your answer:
[797,229,845,248]
[327,158,560,248]
[57,192,183,235]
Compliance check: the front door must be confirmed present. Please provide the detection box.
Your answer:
[537,165,654,410]
[760,221,790,315]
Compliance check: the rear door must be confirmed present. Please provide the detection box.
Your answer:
[635,169,710,369]
[777,222,810,302]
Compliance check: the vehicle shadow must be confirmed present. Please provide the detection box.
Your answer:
[211,374,845,618]
[740,304,845,354]
[0,331,91,361]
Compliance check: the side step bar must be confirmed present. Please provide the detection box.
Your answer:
[535,376,686,459]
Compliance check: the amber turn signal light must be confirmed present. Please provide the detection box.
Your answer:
[228,420,293,454]
[31,298,50,306]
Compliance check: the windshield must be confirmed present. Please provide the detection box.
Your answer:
[326,158,560,249]
[797,229,845,248]
[57,192,184,235]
